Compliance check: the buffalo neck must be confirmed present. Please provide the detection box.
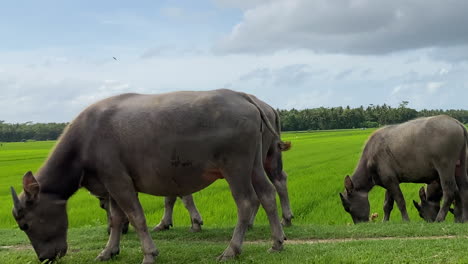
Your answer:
[36,133,83,200]
[351,157,375,193]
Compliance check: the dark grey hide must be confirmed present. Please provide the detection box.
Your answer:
[340,115,468,224]
[159,96,293,229]
[413,180,463,222]
[99,96,294,233]
[11,89,286,263]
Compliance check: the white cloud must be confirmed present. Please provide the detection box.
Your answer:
[439,68,449,75]
[392,85,403,95]
[215,0,468,55]
[426,82,443,94]
[212,0,272,10]
[284,89,334,109]
[1,46,467,123]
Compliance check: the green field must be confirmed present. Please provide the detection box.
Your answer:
[0,129,466,263]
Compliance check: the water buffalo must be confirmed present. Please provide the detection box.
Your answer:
[98,194,203,233]
[340,115,468,224]
[11,89,286,263]
[382,181,450,222]
[153,195,204,232]
[153,171,292,233]
[99,98,293,233]
[412,181,444,222]
[413,180,463,222]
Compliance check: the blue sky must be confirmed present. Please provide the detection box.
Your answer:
[1,0,468,122]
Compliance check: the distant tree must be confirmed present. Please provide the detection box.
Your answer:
[278,102,468,131]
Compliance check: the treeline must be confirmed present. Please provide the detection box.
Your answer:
[0,121,67,142]
[1,103,468,141]
[278,102,468,131]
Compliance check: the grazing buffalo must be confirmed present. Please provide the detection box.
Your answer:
[153,170,292,232]
[99,97,293,233]
[11,89,287,263]
[153,195,204,232]
[413,180,463,222]
[412,181,444,222]
[340,115,468,224]
[98,193,203,233]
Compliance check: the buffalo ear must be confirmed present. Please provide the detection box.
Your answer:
[418,186,427,201]
[413,200,421,211]
[22,171,40,202]
[344,175,354,194]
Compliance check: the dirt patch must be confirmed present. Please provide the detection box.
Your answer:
[1,236,463,251]
[0,244,32,251]
[246,235,462,245]
[0,244,80,253]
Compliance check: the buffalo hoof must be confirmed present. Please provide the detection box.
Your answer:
[152,222,172,232]
[95,247,120,261]
[281,218,292,227]
[141,250,159,264]
[268,239,284,253]
[217,246,240,261]
[190,224,202,232]
[190,219,203,232]
[281,214,294,227]
[268,246,283,253]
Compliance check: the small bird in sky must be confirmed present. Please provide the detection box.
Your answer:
[113,57,117,60]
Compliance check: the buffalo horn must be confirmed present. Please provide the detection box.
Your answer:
[11,186,21,209]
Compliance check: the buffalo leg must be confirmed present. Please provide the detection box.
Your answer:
[103,174,158,264]
[383,190,394,221]
[96,198,126,260]
[386,184,409,221]
[379,162,409,222]
[247,199,261,229]
[273,171,294,226]
[436,166,457,222]
[153,196,177,231]
[100,196,129,234]
[251,156,285,252]
[454,155,468,222]
[98,197,113,234]
[218,160,258,260]
[248,170,292,228]
[180,195,204,232]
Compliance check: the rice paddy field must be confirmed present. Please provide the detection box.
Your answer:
[1,129,468,263]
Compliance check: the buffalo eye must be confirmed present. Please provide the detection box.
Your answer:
[20,223,29,231]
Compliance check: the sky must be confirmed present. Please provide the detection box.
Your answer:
[1,0,468,123]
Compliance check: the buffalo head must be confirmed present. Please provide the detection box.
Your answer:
[412,186,440,222]
[11,171,68,262]
[340,175,370,224]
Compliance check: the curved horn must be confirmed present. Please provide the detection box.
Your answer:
[11,186,20,209]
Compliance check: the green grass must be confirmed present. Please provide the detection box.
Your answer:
[0,129,466,263]
[1,223,468,263]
